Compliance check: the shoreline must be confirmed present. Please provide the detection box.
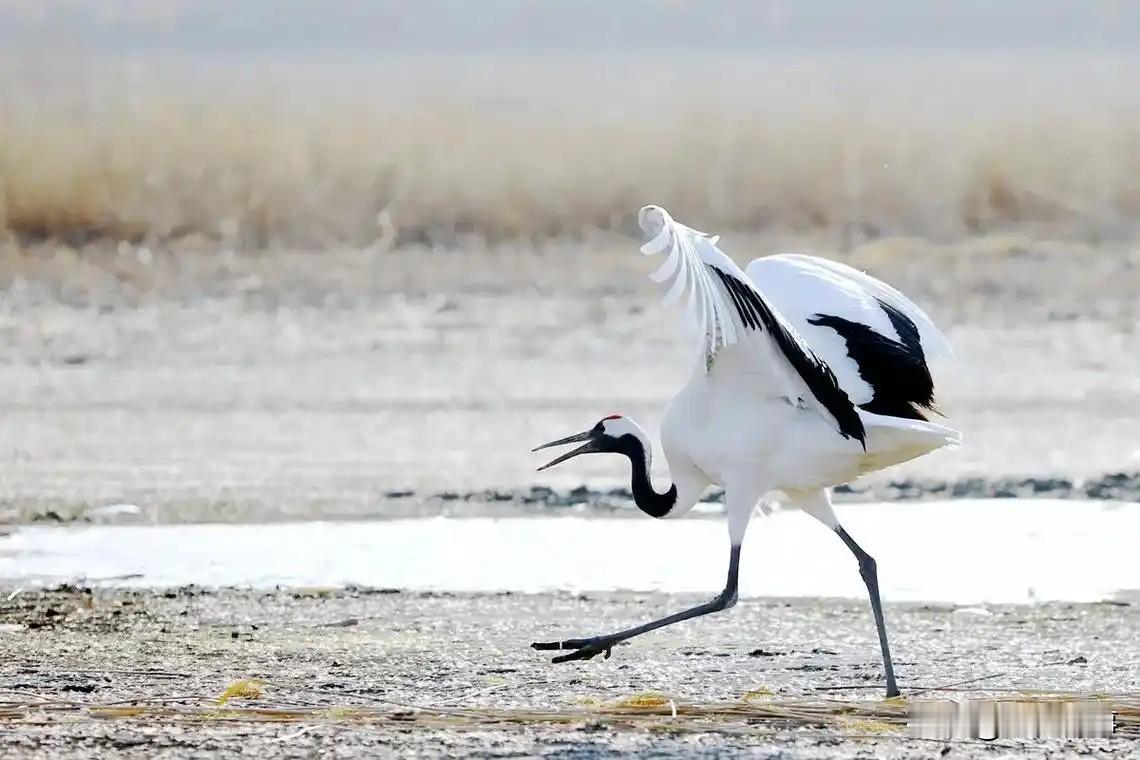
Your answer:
[8,470,1140,527]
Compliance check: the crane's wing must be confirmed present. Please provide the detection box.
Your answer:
[751,253,953,359]
[745,254,949,421]
[637,205,866,446]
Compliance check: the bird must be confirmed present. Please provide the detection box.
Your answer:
[531,205,960,698]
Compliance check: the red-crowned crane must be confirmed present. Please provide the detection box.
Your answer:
[532,205,960,698]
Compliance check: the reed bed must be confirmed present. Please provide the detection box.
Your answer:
[4,53,1140,252]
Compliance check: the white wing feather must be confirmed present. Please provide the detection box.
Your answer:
[744,254,952,406]
[752,253,954,360]
[641,206,762,369]
[638,205,861,440]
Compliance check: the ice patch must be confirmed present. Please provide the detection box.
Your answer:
[1,499,1137,604]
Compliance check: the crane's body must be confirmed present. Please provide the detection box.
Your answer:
[661,356,957,523]
[532,206,960,697]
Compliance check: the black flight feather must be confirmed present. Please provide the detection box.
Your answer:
[710,266,866,447]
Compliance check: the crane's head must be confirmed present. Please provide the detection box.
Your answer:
[533,415,651,471]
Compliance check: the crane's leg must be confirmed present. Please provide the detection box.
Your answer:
[790,488,898,698]
[835,526,898,698]
[533,484,757,663]
[531,543,741,663]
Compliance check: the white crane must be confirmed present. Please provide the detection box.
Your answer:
[532,205,960,698]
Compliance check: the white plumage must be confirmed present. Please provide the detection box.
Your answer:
[744,253,953,403]
[532,205,961,698]
[639,204,952,416]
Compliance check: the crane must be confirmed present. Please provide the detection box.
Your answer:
[532,205,960,698]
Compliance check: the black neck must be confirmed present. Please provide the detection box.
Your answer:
[620,436,677,519]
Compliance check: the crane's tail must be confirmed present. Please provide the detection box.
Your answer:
[856,411,961,474]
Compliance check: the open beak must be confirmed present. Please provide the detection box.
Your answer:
[533,430,602,471]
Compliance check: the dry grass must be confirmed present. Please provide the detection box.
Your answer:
[4,53,1140,251]
[2,685,1137,740]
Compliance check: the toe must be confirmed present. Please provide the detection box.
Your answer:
[531,641,561,650]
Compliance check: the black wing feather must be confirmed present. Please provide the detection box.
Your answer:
[808,299,936,421]
[710,266,866,447]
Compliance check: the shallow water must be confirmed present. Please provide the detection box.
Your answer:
[2,499,1137,604]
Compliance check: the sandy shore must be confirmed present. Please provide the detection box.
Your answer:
[1,585,1137,757]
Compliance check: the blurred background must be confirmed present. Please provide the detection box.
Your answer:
[1,1,1139,525]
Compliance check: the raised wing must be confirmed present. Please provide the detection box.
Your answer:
[754,253,953,359]
[745,254,947,421]
[637,205,865,446]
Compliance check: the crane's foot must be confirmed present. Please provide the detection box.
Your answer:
[531,636,620,663]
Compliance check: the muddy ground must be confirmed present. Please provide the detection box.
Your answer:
[1,585,1137,758]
